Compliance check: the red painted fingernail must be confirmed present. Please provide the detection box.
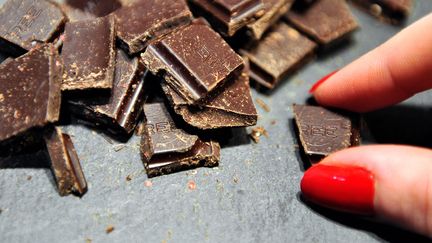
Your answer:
[301,164,375,215]
[309,70,338,93]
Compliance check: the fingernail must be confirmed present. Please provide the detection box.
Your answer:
[309,70,338,93]
[301,164,375,215]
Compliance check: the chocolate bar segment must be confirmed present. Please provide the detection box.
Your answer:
[142,20,244,104]
[284,0,358,46]
[68,49,146,134]
[0,44,62,142]
[189,0,265,36]
[246,0,294,40]
[0,0,66,55]
[61,16,116,91]
[241,22,316,89]
[113,0,192,54]
[293,104,360,163]
[44,126,87,196]
[162,65,258,129]
[141,103,220,177]
[351,0,412,21]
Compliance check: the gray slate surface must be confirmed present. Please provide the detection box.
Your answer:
[0,1,432,242]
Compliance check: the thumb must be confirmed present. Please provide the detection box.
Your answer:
[300,145,432,237]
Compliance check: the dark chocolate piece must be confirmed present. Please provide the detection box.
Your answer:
[0,44,62,142]
[189,0,265,36]
[44,126,87,196]
[68,49,146,134]
[351,0,412,21]
[142,20,244,105]
[62,0,121,21]
[293,104,360,163]
[0,0,66,55]
[162,65,258,129]
[141,103,220,177]
[61,16,116,91]
[241,22,316,89]
[284,0,358,46]
[113,0,192,54]
[246,0,294,40]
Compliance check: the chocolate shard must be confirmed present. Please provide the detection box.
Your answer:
[0,44,62,142]
[351,0,412,21]
[113,0,193,54]
[142,19,244,105]
[189,0,265,36]
[44,126,87,196]
[293,104,360,163]
[68,49,147,134]
[162,65,258,129]
[0,0,66,55]
[241,22,316,89]
[246,0,294,40]
[61,0,122,21]
[141,102,220,177]
[61,16,116,91]
[284,0,358,46]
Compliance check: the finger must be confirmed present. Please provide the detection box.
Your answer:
[301,145,432,237]
[311,13,432,112]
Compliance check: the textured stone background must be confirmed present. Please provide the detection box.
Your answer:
[0,1,432,242]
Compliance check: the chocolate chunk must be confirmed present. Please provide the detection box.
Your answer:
[61,16,116,91]
[44,126,87,196]
[0,44,62,142]
[162,65,258,129]
[142,20,244,105]
[0,0,66,55]
[189,0,265,36]
[113,0,192,54]
[284,0,358,46]
[293,104,360,163]
[141,103,220,177]
[246,0,294,40]
[241,22,316,89]
[351,0,412,21]
[68,49,146,134]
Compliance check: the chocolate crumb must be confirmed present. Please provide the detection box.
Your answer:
[126,175,132,181]
[249,126,269,143]
[255,98,270,112]
[27,176,32,181]
[144,180,153,187]
[106,225,115,234]
[188,180,196,190]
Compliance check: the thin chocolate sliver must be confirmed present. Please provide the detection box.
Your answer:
[114,0,192,54]
[141,103,220,177]
[68,49,146,134]
[142,19,244,105]
[0,44,62,142]
[61,16,116,91]
[293,104,360,163]
[242,22,316,89]
[0,0,66,55]
[284,0,358,46]
[162,65,258,129]
[189,0,265,36]
[44,127,87,196]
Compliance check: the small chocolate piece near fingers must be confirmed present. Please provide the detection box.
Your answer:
[293,104,360,163]
[44,127,87,196]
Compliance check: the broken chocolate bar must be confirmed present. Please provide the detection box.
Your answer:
[0,0,66,55]
[61,16,116,91]
[284,0,358,46]
[293,104,360,163]
[246,0,294,40]
[0,44,62,142]
[241,22,316,89]
[68,49,146,134]
[141,103,220,177]
[189,0,265,36]
[142,19,244,105]
[162,65,258,129]
[44,126,87,196]
[351,0,412,21]
[113,0,192,54]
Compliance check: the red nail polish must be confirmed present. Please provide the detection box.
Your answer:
[301,164,375,215]
[309,70,338,93]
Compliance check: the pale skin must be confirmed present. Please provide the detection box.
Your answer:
[311,13,432,237]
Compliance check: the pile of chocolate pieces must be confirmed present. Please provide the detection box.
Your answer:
[0,0,412,197]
